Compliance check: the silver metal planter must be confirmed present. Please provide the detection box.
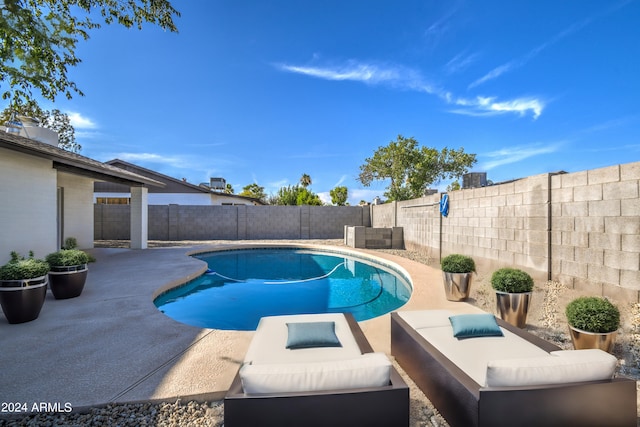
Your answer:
[495,291,531,328]
[442,272,473,301]
[568,326,617,353]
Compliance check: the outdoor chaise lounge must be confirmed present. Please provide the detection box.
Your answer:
[224,313,409,427]
[391,310,637,427]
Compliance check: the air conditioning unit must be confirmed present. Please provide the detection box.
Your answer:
[209,177,226,191]
[462,172,487,189]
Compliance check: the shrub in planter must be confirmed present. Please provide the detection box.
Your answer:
[0,251,50,280]
[566,297,620,333]
[491,268,534,328]
[565,296,620,353]
[62,237,78,250]
[441,254,476,274]
[441,254,475,302]
[490,268,534,293]
[0,251,50,324]
[45,249,93,299]
[45,249,91,268]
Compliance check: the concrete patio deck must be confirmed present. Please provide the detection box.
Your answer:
[0,242,483,414]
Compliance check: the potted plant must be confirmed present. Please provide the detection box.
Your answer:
[565,296,620,353]
[491,268,534,328]
[440,254,475,301]
[45,239,93,299]
[0,251,50,324]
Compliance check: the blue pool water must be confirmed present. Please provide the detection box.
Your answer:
[154,248,412,330]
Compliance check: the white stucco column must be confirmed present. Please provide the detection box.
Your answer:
[130,186,148,249]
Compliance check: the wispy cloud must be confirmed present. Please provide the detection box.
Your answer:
[66,112,97,129]
[469,1,632,88]
[444,50,481,75]
[451,96,544,119]
[278,62,400,85]
[422,4,461,49]
[277,61,442,95]
[116,152,190,168]
[481,143,561,170]
[277,60,543,119]
[64,111,101,139]
[334,175,348,187]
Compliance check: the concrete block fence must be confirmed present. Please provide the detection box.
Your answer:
[94,161,639,300]
[95,204,371,241]
[371,161,640,302]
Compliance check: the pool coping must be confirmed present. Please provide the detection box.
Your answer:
[0,241,483,416]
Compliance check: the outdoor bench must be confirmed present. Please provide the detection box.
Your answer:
[225,313,409,427]
[391,310,637,427]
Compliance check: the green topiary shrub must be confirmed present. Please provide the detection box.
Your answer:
[441,254,475,273]
[0,251,50,280]
[490,268,534,293]
[565,296,620,333]
[45,249,92,267]
[62,237,78,250]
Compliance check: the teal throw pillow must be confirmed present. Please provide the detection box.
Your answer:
[286,321,342,349]
[449,314,504,339]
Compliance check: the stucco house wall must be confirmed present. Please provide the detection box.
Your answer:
[0,148,58,263]
[58,172,95,249]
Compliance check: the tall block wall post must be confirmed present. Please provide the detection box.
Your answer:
[130,186,148,249]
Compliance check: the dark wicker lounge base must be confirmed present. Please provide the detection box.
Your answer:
[225,314,409,427]
[391,312,637,427]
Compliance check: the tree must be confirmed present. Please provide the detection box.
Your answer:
[239,183,266,203]
[224,183,234,194]
[446,180,461,192]
[0,0,180,109]
[274,185,322,206]
[330,186,348,206]
[275,185,299,205]
[0,102,79,152]
[296,187,322,206]
[299,173,312,188]
[358,135,476,201]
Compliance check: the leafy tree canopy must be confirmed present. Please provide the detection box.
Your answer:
[330,186,348,206]
[274,185,322,206]
[239,183,266,203]
[296,187,322,206]
[357,135,477,201]
[0,0,180,108]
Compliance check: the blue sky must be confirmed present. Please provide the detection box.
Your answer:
[22,1,640,204]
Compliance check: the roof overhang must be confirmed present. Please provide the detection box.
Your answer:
[0,132,164,188]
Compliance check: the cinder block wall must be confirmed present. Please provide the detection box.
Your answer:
[95,205,370,241]
[552,163,640,301]
[397,197,441,257]
[371,161,640,301]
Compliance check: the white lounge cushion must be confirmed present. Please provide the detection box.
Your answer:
[244,313,362,365]
[397,310,454,329]
[486,349,617,387]
[416,325,549,385]
[240,352,392,394]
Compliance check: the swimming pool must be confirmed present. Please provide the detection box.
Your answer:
[154,247,412,330]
